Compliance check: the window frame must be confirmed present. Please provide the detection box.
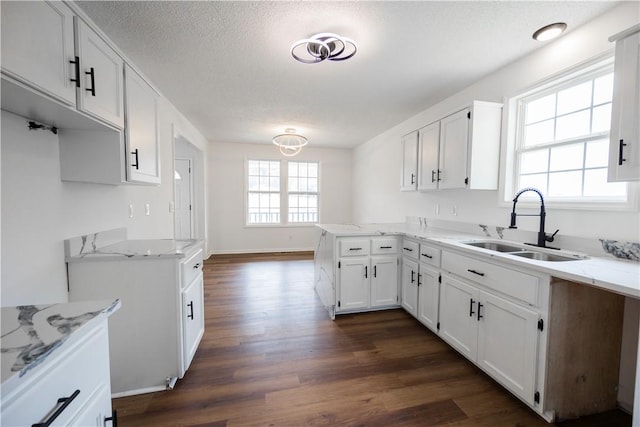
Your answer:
[500,54,637,212]
[244,158,321,228]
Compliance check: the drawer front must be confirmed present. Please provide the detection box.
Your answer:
[182,247,204,287]
[371,237,398,255]
[339,239,370,257]
[2,323,111,427]
[419,243,441,268]
[441,251,539,306]
[401,239,419,260]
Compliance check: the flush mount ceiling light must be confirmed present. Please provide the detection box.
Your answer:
[532,22,567,41]
[291,32,357,64]
[273,128,308,157]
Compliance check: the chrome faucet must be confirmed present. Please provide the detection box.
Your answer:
[508,187,559,249]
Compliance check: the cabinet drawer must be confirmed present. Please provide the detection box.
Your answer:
[371,237,398,254]
[2,324,110,427]
[441,251,539,306]
[181,248,204,288]
[419,242,441,267]
[401,239,419,260]
[339,239,370,257]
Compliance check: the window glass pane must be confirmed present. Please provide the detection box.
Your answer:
[518,174,548,195]
[591,104,612,133]
[593,73,614,105]
[248,161,259,175]
[308,195,318,208]
[549,143,584,171]
[548,171,582,197]
[524,119,554,146]
[555,110,590,141]
[288,177,298,192]
[584,168,626,197]
[525,94,555,124]
[308,177,318,192]
[299,177,308,192]
[288,162,298,177]
[298,162,308,176]
[520,149,548,174]
[270,161,280,175]
[585,139,609,168]
[557,81,592,115]
[248,193,259,207]
[248,176,259,191]
[270,177,280,191]
[308,163,318,177]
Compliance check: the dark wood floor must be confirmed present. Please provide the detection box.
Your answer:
[113,252,631,426]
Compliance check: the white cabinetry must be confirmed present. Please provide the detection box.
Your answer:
[125,64,161,184]
[400,101,502,191]
[337,237,399,313]
[608,25,640,182]
[1,320,116,427]
[68,246,205,395]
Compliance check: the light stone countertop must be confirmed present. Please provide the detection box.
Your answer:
[317,223,640,299]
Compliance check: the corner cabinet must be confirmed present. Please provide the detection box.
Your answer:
[608,25,640,182]
[68,245,205,396]
[400,101,502,191]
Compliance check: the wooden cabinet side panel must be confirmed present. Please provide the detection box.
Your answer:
[545,278,625,420]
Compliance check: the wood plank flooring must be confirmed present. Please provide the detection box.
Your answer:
[112,252,631,426]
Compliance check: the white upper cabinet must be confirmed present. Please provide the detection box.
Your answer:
[608,25,640,182]
[124,64,161,184]
[400,130,419,191]
[401,101,502,192]
[0,1,76,105]
[75,19,125,129]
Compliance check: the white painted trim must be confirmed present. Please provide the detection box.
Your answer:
[210,247,314,255]
[111,385,165,398]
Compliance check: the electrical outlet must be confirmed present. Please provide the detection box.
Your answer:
[145,203,151,216]
[128,204,134,219]
[452,205,458,216]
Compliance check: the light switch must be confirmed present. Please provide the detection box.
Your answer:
[128,204,134,218]
[145,203,151,216]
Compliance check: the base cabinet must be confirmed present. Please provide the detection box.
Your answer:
[182,272,205,373]
[338,257,370,311]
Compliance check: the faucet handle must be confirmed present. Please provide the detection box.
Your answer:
[546,229,559,242]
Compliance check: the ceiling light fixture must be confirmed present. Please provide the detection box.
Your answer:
[291,32,357,64]
[532,22,567,41]
[272,128,308,157]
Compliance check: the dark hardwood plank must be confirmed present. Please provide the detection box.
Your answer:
[112,252,631,426]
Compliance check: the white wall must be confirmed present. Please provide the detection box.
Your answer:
[208,142,351,254]
[352,3,640,243]
[1,97,208,306]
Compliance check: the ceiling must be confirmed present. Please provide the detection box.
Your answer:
[76,1,618,149]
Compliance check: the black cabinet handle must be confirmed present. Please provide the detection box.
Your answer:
[131,148,139,170]
[105,410,118,427]
[364,266,368,279]
[411,173,415,184]
[349,247,362,251]
[373,265,377,278]
[619,139,627,165]
[193,263,201,270]
[436,169,442,182]
[410,270,415,283]
[421,253,433,259]
[379,246,393,249]
[403,247,413,252]
[85,67,96,96]
[477,302,484,320]
[467,269,485,277]
[69,56,80,87]
[417,273,422,287]
[469,298,475,317]
[431,170,436,183]
[187,301,194,320]
[32,389,80,427]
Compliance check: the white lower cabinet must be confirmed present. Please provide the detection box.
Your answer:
[338,257,370,311]
[416,263,440,332]
[439,274,479,360]
[371,255,399,307]
[401,257,419,316]
[182,272,205,373]
[401,239,441,333]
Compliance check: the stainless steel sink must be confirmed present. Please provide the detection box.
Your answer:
[463,241,525,252]
[509,251,585,262]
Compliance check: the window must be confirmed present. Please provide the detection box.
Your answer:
[508,58,628,205]
[246,160,319,225]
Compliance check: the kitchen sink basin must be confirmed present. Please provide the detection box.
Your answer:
[509,251,585,262]
[463,241,525,253]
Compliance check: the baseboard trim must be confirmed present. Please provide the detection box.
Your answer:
[209,247,314,256]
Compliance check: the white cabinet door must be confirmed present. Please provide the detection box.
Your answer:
[401,258,419,317]
[417,121,440,190]
[609,29,640,182]
[439,274,479,361]
[477,291,538,405]
[125,64,161,184]
[438,108,469,190]
[0,1,76,105]
[338,257,370,311]
[182,273,205,375]
[68,385,113,427]
[75,19,124,128]
[400,130,419,191]
[371,256,398,307]
[417,263,440,332]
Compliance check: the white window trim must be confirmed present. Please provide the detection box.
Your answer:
[244,158,321,228]
[498,52,638,212]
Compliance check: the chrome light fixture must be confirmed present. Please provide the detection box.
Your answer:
[291,32,357,64]
[273,128,308,157]
[532,22,567,41]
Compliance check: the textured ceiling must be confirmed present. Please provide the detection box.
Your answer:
[76,1,618,149]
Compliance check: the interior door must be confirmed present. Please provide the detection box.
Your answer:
[175,158,193,240]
